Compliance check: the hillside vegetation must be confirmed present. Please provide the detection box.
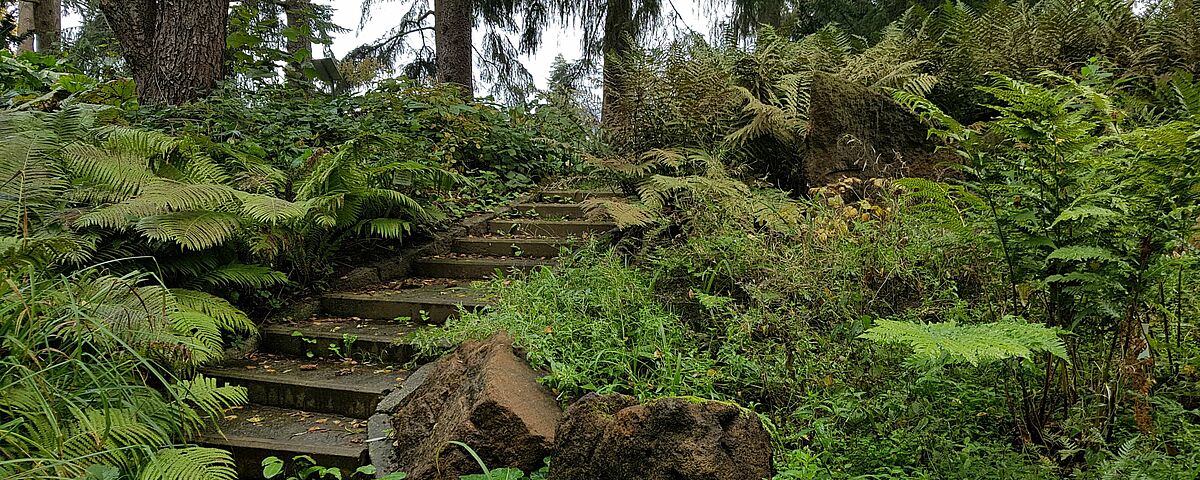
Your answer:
[2,0,1199,479]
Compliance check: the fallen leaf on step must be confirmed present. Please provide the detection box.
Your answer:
[247,416,263,423]
[299,364,318,371]
[223,415,238,421]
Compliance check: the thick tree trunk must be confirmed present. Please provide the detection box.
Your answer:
[434,0,473,97]
[601,0,634,128]
[98,0,228,105]
[16,1,33,52]
[283,0,311,86]
[32,0,59,52]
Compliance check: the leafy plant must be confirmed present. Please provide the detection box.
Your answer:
[261,455,380,480]
[896,63,1200,453]
[0,267,251,480]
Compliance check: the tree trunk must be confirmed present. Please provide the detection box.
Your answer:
[98,0,229,105]
[16,1,33,52]
[601,0,634,128]
[434,0,473,97]
[32,0,59,52]
[283,0,311,87]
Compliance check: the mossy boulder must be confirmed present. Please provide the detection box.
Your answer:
[550,393,773,480]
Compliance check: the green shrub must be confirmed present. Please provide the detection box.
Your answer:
[415,246,760,401]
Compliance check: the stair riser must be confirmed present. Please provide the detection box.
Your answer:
[199,440,365,480]
[260,330,417,363]
[510,204,586,218]
[535,191,623,202]
[452,239,566,257]
[207,376,384,419]
[414,261,551,279]
[320,296,479,323]
[486,221,613,237]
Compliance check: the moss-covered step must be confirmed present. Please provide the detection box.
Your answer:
[413,256,555,279]
[452,236,572,258]
[199,404,368,480]
[508,202,587,219]
[533,190,624,203]
[320,284,487,323]
[202,356,407,419]
[260,319,425,363]
[485,219,616,237]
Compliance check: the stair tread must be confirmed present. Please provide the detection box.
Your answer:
[456,236,570,244]
[535,190,623,202]
[490,218,615,226]
[200,404,368,458]
[263,318,421,341]
[323,283,487,306]
[204,356,408,395]
[415,256,556,266]
[511,202,586,207]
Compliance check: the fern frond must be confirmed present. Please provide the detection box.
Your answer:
[582,199,657,228]
[61,408,170,468]
[237,193,307,224]
[168,311,225,363]
[138,447,238,480]
[168,375,249,426]
[170,289,256,335]
[135,211,242,251]
[862,317,1068,367]
[193,263,289,290]
[357,218,412,239]
[1046,245,1121,263]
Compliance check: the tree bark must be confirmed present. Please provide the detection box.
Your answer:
[601,0,634,128]
[16,1,33,52]
[32,0,59,52]
[283,0,311,86]
[98,0,229,105]
[434,0,473,98]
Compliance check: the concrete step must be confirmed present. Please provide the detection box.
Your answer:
[203,356,407,419]
[413,256,555,279]
[486,219,616,237]
[321,284,486,323]
[509,202,587,219]
[260,319,423,363]
[534,190,624,203]
[199,404,367,480]
[452,236,571,257]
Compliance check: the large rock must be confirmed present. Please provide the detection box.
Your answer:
[550,393,773,480]
[375,332,560,479]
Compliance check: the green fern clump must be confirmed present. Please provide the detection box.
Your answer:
[0,267,249,480]
[600,23,938,190]
[1,105,465,297]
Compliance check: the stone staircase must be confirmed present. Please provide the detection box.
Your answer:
[198,190,619,479]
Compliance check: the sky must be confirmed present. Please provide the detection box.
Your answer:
[321,0,724,89]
